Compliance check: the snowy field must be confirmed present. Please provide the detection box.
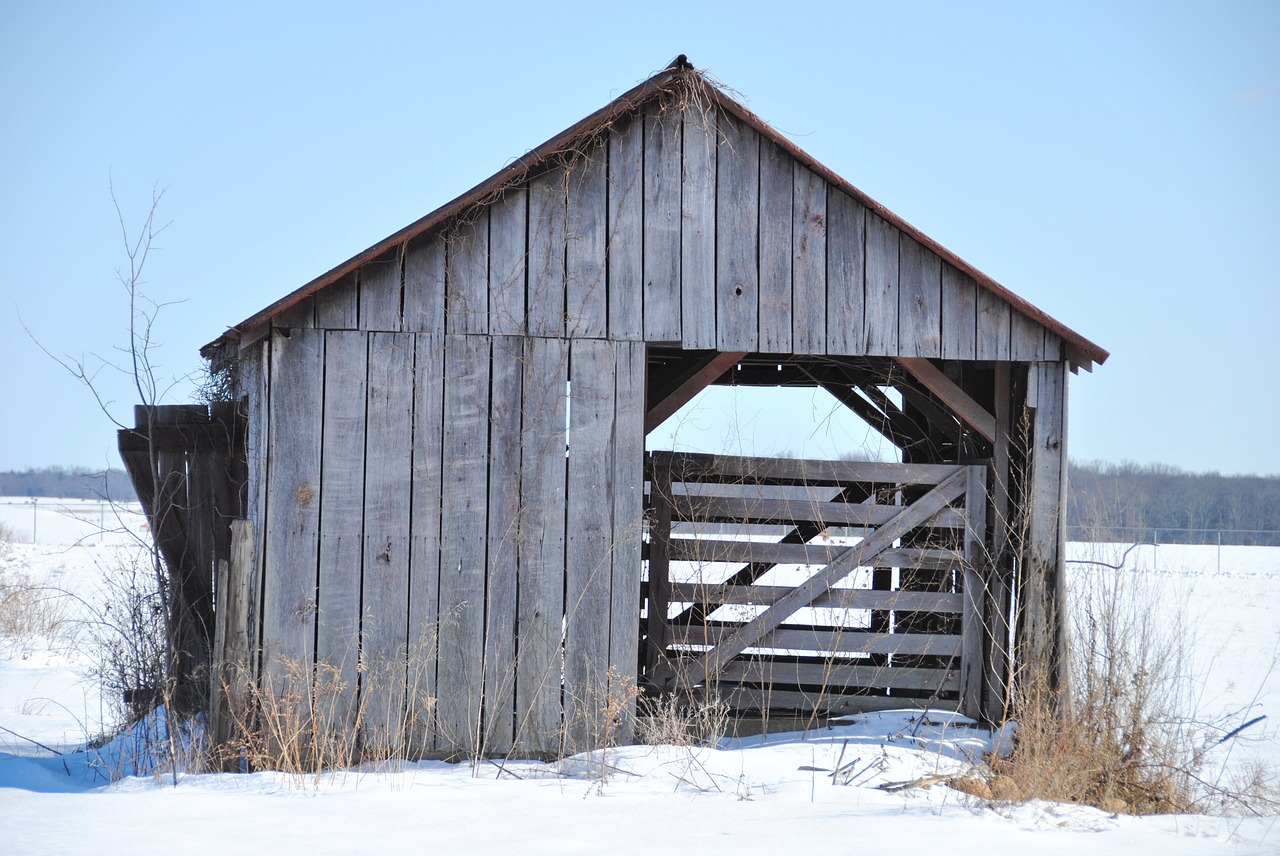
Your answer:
[1,498,1278,855]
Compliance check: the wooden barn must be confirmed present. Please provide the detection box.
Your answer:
[120,59,1107,759]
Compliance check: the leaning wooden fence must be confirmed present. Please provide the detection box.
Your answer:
[643,452,989,719]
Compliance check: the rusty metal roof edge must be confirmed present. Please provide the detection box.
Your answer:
[203,64,1108,369]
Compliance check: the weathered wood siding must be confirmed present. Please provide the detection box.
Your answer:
[252,323,645,757]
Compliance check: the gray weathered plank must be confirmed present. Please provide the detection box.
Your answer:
[681,105,716,349]
[447,212,490,335]
[608,339,646,742]
[360,331,414,748]
[673,627,964,658]
[897,235,942,357]
[567,152,608,338]
[757,138,793,352]
[1010,310,1045,361]
[564,338,616,752]
[488,187,528,336]
[960,465,988,719]
[273,296,315,330]
[437,334,491,757]
[515,337,569,756]
[407,333,445,754]
[791,164,827,355]
[669,493,967,529]
[403,234,447,335]
[607,117,644,340]
[316,330,367,732]
[483,336,522,754]
[261,328,324,713]
[316,271,358,330]
[716,114,760,352]
[940,264,978,361]
[863,213,899,355]
[666,583,964,613]
[651,450,963,486]
[718,661,958,692]
[826,189,865,355]
[976,288,1011,361]
[528,170,567,337]
[240,342,268,682]
[1024,360,1068,695]
[360,250,403,331]
[716,687,960,716]
[643,109,682,342]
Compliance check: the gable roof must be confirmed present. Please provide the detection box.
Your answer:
[204,61,1108,371]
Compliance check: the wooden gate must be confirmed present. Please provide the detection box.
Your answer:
[643,452,989,719]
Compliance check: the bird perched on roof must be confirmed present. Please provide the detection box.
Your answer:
[667,54,693,70]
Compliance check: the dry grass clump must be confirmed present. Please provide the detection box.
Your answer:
[636,691,729,747]
[0,568,70,647]
[215,652,437,780]
[980,557,1248,815]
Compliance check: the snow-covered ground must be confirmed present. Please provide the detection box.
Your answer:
[1,499,1277,855]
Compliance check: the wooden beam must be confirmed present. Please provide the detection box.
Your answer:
[644,350,746,433]
[895,357,998,443]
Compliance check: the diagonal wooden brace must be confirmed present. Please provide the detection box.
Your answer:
[674,468,970,690]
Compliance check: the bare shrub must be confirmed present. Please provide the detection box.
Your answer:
[0,568,70,648]
[987,551,1231,814]
[215,644,439,781]
[87,554,169,725]
[636,691,729,748]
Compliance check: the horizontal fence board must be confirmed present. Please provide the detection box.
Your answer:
[649,451,964,487]
[715,687,959,716]
[717,661,958,692]
[666,538,962,569]
[668,494,966,530]
[666,583,963,614]
[671,626,963,657]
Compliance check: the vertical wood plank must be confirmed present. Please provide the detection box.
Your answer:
[757,139,793,352]
[273,296,315,330]
[436,334,491,756]
[607,117,644,340]
[825,189,865,356]
[528,170,567,337]
[1024,361,1068,697]
[976,289,1011,361]
[960,465,988,719]
[791,164,827,355]
[567,153,608,338]
[359,251,403,331]
[1010,311,1046,361]
[681,106,716,349]
[489,187,528,336]
[643,110,682,342]
[360,331,414,747]
[483,336,523,754]
[316,271,358,330]
[403,234,447,335]
[898,235,942,357]
[261,328,324,713]
[608,339,646,742]
[941,264,978,361]
[515,337,568,756]
[240,341,269,678]
[864,213,899,356]
[447,212,490,335]
[316,330,367,732]
[716,114,759,352]
[408,333,445,753]
[564,338,615,752]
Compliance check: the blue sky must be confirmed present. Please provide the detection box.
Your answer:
[1,1,1277,475]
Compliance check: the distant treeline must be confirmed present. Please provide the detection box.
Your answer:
[0,467,137,501]
[1067,461,1280,545]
